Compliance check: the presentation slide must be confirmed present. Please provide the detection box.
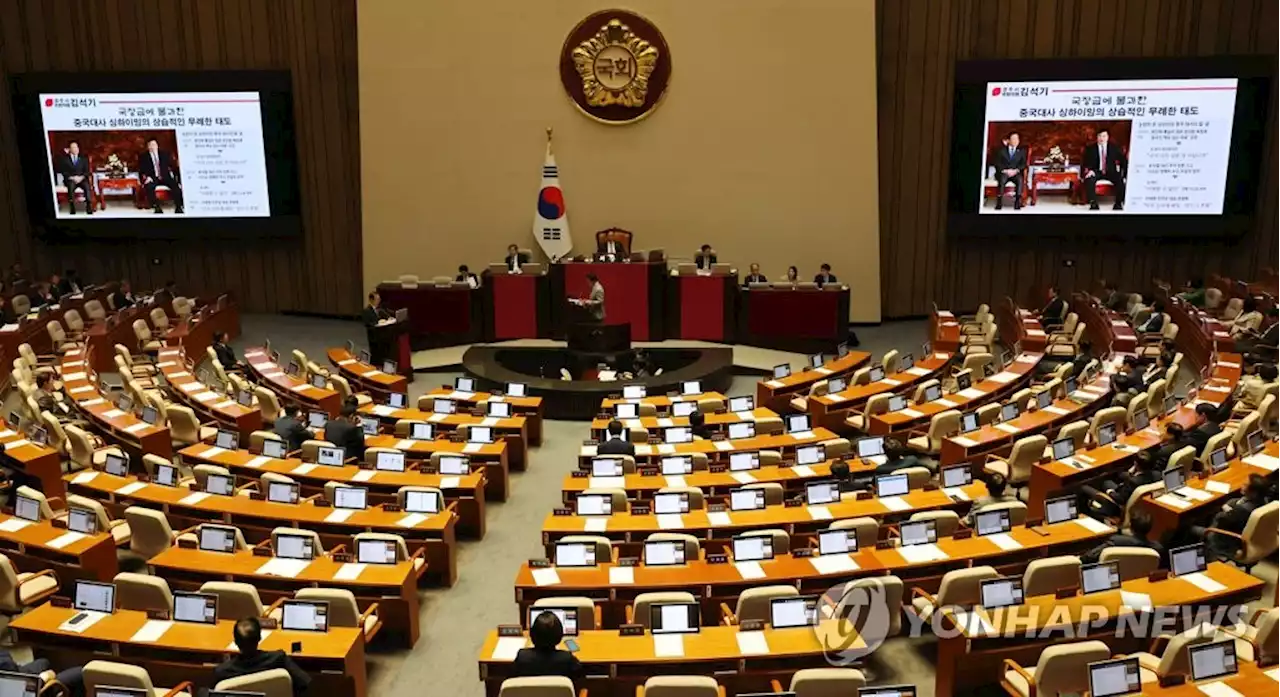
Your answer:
[978,78,1238,215]
[39,91,270,218]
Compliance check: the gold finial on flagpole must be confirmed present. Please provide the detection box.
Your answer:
[546,127,553,142]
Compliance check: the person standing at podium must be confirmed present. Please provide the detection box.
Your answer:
[362,290,393,362]
[578,272,605,322]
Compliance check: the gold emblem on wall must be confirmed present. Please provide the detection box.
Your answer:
[560,10,671,125]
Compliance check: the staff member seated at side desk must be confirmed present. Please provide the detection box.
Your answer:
[456,265,480,289]
[813,263,838,288]
[1081,509,1164,565]
[274,404,311,451]
[597,420,635,457]
[213,616,312,696]
[694,245,717,270]
[742,263,767,287]
[510,611,583,683]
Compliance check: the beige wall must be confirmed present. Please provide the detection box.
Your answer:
[359,0,881,321]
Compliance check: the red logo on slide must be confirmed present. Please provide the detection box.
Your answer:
[991,87,1002,96]
[44,98,53,107]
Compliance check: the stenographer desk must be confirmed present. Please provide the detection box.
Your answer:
[737,285,850,353]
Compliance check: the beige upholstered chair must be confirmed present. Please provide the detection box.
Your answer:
[913,379,941,403]
[882,349,901,374]
[83,299,106,320]
[838,575,904,636]
[255,386,282,423]
[1218,606,1279,665]
[1023,556,1082,597]
[784,668,867,696]
[199,581,265,620]
[531,596,599,631]
[1130,624,1218,681]
[908,410,961,455]
[46,321,77,354]
[1206,501,1279,568]
[629,591,697,628]
[637,676,720,697]
[827,517,879,549]
[149,307,170,333]
[132,319,163,353]
[115,572,174,613]
[0,553,58,614]
[123,507,179,559]
[1100,546,1161,582]
[498,677,575,697]
[741,482,783,506]
[83,661,192,697]
[352,532,426,575]
[846,394,890,431]
[66,494,131,545]
[1000,640,1111,697]
[909,510,960,537]
[984,434,1047,493]
[911,566,999,622]
[167,404,218,446]
[251,430,284,453]
[214,669,293,697]
[726,585,798,625]
[63,309,86,336]
[294,587,381,641]
[1139,321,1178,358]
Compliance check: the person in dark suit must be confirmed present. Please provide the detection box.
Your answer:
[1038,286,1066,327]
[688,411,712,440]
[597,420,635,457]
[597,236,625,259]
[742,263,767,287]
[1081,509,1164,565]
[1082,449,1161,519]
[875,437,927,476]
[138,138,184,214]
[1197,474,1272,560]
[111,280,136,310]
[56,141,94,215]
[456,265,479,288]
[505,244,530,272]
[273,405,310,451]
[813,264,838,288]
[323,402,366,460]
[0,650,85,697]
[695,245,717,270]
[57,269,82,297]
[213,616,311,696]
[1185,402,1225,456]
[990,131,1026,210]
[511,611,583,682]
[31,282,56,307]
[1239,307,1280,363]
[212,332,242,370]
[361,291,393,363]
[1082,128,1127,210]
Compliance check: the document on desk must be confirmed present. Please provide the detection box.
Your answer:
[588,476,625,490]
[735,561,766,580]
[531,568,561,587]
[1244,453,1280,472]
[995,423,1021,434]
[0,518,31,532]
[608,566,634,585]
[427,414,446,423]
[935,399,959,409]
[491,636,527,661]
[1074,517,1113,534]
[440,476,461,489]
[213,400,237,409]
[807,506,833,521]
[956,388,986,400]
[898,408,924,419]
[943,487,970,502]
[790,465,816,478]
[200,446,227,458]
[707,512,733,527]
[289,384,310,392]
[178,383,203,393]
[194,391,220,402]
[584,518,608,532]
[633,445,652,456]
[115,482,147,496]
[47,532,86,549]
[463,443,484,454]
[245,456,271,469]
[765,380,785,388]
[257,558,311,578]
[810,554,859,575]
[324,509,355,523]
[4,439,30,449]
[656,444,676,455]
[352,470,376,482]
[1175,487,1214,502]
[951,436,978,448]
[130,619,173,643]
[905,366,932,376]
[1267,668,1280,682]
[730,472,757,484]
[898,544,949,564]
[1204,480,1231,494]
[790,430,815,441]
[72,471,98,484]
[61,371,87,381]
[1120,591,1153,612]
[80,398,105,406]
[656,418,675,428]
[102,409,125,419]
[178,492,210,506]
[395,439,416,450]
[1042,405,1070,415]
[713,440,734,451]
[1195,682,1244,697]
[735,411,756,421]
[656,514,684,530]
[736,631,770,656]
[292,464,318,475]
[880,496,910,512]
[1178,572,1227,594]
[653,633,685,658]
[1154,493,1192,509]
[59,610,108,633]
[334,563,366,581]
[985,533,1022,551]
[372,405,397,416]
[988,372,1018,384]
[396,513,428,528]
[124,423,149,434]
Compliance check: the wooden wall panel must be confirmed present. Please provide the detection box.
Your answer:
[878,0,1278,317]
[0,0,361,316]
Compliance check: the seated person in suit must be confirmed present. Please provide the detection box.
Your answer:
[964,474,1018,526]
[830,460,857,493]
[597,236,625,259]
[0,650,85,697]
[990,131,1026,210]
[783,266,799,284]
[322,402,366,460]
[1186,402,1226,456]
[273,404,311,451]
[30,282,56,307]
[1037,286,1066,328]
[1236,363,1278,412]
[33,374,64,416]
[1081,509,1164,566]
[455,265,479,289]
[212,331,242,370]
[505,244,530,272]
[1239,307,1280,363]
[695,244,717,270]
[1101,282,1130,312]
[1177,278,1207,308]
[688,410,712,440]
[1140,351,1175,389]
[511,611,583,682]
[56,140,94,215]
[1081,449,1161,520]
[1196,474,1273,560]
[876,437,927,476]
[1068,341,1095,378]
[57,269,82,297]
[111,280,136,310]
[1108,355,1145,407]
[1152,422,1192,468]
[1229,297,1264,338]
[214,616,311,696]
[1081,127,1127,210]
[742,263,767,287]
[1137,300,1166,334]
[813,264,838,288]
[597,420,635,456]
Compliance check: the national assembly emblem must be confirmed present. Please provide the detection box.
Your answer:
[560,10,671,125]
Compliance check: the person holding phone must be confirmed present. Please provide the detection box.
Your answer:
[511,611,583,682]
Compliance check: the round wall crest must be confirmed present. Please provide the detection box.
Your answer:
[560,10,672,125]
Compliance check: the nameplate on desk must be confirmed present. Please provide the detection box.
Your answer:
[1147,570,1170,582]
[707,503,727,513]
[581,439,598,447]
[706,553,729,565]
[617,557,639,567]
[570,471,589,478]
[856,491,873,501]
[630,505,652,516]
[497,624,524,638]
[383,503,402,512]
[952,529,972,540]
[177,538,197,549]
[252,547,273,557]
[146,609,172,621]
[552,508,573,516]
[529,558,551,568]
[875,540,895,550]
[783,498,804,508]
[332,552,354,564]
[314,500,332,508]
[708,465,728,474]
[638,467,659,477]
[50,518,67,529]
[739,619,765,632]
[1055,587,1079,599]
[50,596,71,608]
[619,624,645,636]
[260,617,279,630]
[793,548,814,558]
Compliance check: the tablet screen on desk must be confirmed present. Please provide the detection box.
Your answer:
[68,506,98,535]
[796,445,824,466]
[827,377,848,394]
[1162,466,1185,491]
[643,540,685,566]
[681,381,701,396]
[661,456,691,475]
[732,535,773,562]
[273,532,313,560]
[93,687,150,697]
[672,401,697,417]
[528,607,580,636]
[140,406,158,425]
[387,392,406,408]
[13,494,40,522]
[404,490,441,514]
[262,439,287,459]
[438,455,470,475]
[1051,437,1075,461]
[941,465,971,489]
[316,446,346,467]
[433,400,456,415]
[487,401,511,418]
[1170,543,1207,576]
[468,426,493,443]
[375,450,406,472]
[875,473,909,498]
[650,602,700,634]
[1189,639,1238,682]
[955,372,972,391]
[786,414,810,434]
[267,481,300,504]
[858,687,916,697]
[727,422,755,440]
[887,395,908,412]
[199,525,238,553]
[653,492,689,515]
[1043,495,1077,525]
[868,366,885,383]
[360,417,379,436]
[818,529,858,555]
[614,402,638,419]
[664,427,692,444]
[554,542,597,568]
[74,580,115,614]
[506,383,527,397]
[155,463,178,487]
[104,452,129,477]
[729,452,759,472]
[727,396,753,413]
[281,599,329,632]
[772,364,791,379]
[1088,657,1142,697]
[975,509,1012,536]
[1096,422,1117,447]
[307,411,327,429]
[899,520,936,547]
[1000,403,1020,422]
[357,539,398,565]
[575,494,612,516]
[770,596,818,629]
[959,412,979,433]
[805,481,840,505]
[808,354,824,369]
[1208,447,1229,473]
[979,577,1024,609]
[730,488,765,511]
[410,423,434,440]
[622,385,646,400]
[455,377,475,393]
[216,429,239,450]
[923,385,943,402]
[173,591,218,625]
[204,473,234,496]
[0,670,42,697]
[591,458,623,477]
[333,485,367,510]
[310,373,327,389]
[1080,561,1121,594]
[1130,409,1149,432]
[1036,391,1053,410]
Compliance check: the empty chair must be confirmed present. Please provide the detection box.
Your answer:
[629,592,698,628]
[899,466,932,489]
[1166,445,1197,476]
[63,309,85,336]
[301,439,336,463]
[329,374,372,407]
[167,404,219,447]
[645,533,700,560]
[46,321,77,354]
[295,587,380,641]
[754,415,784,435]
[352,532,427,575]
[913,379,941,404]
[123,507,179,559]
[724,585,798,625]
[149,307,170,332]
[1130,624,1218,682]
[1008,388,1034,412]
[882,349,901,374]
[1099,546,1161,582]
[1044,421,1088,459]
[1000,640,1111,697]
[907,410,961,455]
[850,367,871,386]
[498,677,574,697]
[66,494,131,545]
[14,487,54,521]
[1126,392,1150,424]
[846,394,890,431]
[1022,556,1082,598]
[270,527,320,555]
[10,295,30,315]
[976,402,1001,425]
[909,510,960,537]
[115,572,174,613]
[782,668,867,696]
[821,437,851,458]
[657,486,705,510]
[637,676,719,697]
[960,352,995,377]
[250,430,284,453]
[984,434,1046,493]
[827,517,879,550]
[1198,430,1233,468]
[838,575,904,637]
[531,596,599,631]
[83,661,192,697]
[132,319,163,353]
[911,566,999,622]
[1217,606,1278,665]
[0,553,59,615]
[83,298,106,320]
[214,669,293,697]
[1089,406,1127,443]
[1139,321,1178,358]
[255,386,282,423]
[976,500,1028,526]
[741,482,783,506]
[738,528,790,556]
[199,581,266,620]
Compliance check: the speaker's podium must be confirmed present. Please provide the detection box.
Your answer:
[566,300,630,363]
[367,308,413,382]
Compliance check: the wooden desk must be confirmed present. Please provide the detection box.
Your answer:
[1134,661,1277,695]
[1025,354,1243,518]
[995,301,1047,353]
[63,471,459,586]
[869,353,1043,436]
[931,309,961,353]
[937,373,1113,467]
[85,306,151,374]
[156,347,262,440]
[59,351,173,460]
[326,347,408,400]
[754,351,872,413]
[13,604,368,697]
[587,408,778,440]
[179,443,487,539]
[540,481,988,553]
[161,301,242,358]
[358,403,530,470]
[0,427,67,501]
[0,514,117,582]
[515,515,1112,628]
[478,622,857,697]
[559,458,864,502]
[365,434,510,502]
[1073,294,1138,353]
[1163,292,1235,370]
[422,387,544,444]
[934,562,1264,696]
[576,428,841,467]
[244,347,341,418]
[1141,440,1280,539]
[600,392,728,411]
[148,546,420,646]
[805,353,952,431]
